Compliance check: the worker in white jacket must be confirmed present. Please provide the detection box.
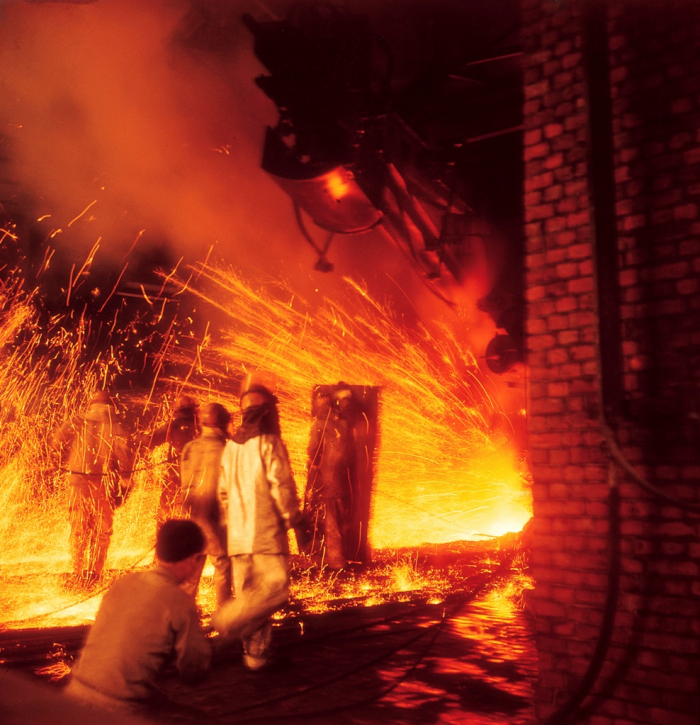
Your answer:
[212,382,302,671]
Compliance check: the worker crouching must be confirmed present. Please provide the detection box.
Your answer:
[65,519,211,715]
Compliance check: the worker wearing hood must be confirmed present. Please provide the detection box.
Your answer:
[53,390,134,589]
[213,379,302,671]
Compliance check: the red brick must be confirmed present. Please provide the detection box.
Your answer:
[550,448,571,465]
[524,190,543,206]
[677,278,699,295]
[553,71,574,89]
[650,208,674,225]
[615,165,631,183]
[567,210,589,228]
[543,153,565,171]
[547,382,570,397]
[670,98,692,114]
[530,299,557,317]
[556,196,579,213]
[570,344,595,361]
[568,275,594,293]
[524,142,550,161]
[525,203,555,221]
[578,258,593,275]
[568,311,596,327]
[621,214,646,231]
[546,348,569,365]
[527,317,548,334]
[524,128,543,146]
[543,122,564,139]
[525,171,554,191]
[567,242,591,259]
[561,362,582,378]
[674,203,697,220]
[556,262,578,279]
[525,80,550,100]
[558,329,579,345]
[545,215,568,233]
[683,146,700,165]
[543,184,563,201]
[526,285,546,301]
[555,296,578,313]
[553,230,577,246]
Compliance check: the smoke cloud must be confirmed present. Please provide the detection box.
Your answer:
[0,0,506,354]
[0,0,299,270]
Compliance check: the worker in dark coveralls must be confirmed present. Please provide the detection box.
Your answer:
[138,395,199,522]
[179,401,233,608]
[53,390,134,588]
[213,379,303,671]
[303,384,357,570]
[65,519,211,715]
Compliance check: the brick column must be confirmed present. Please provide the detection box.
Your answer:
[522,1,700,723]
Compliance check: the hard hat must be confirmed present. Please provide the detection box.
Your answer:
[333,382,353,400]
[174,394,197,412]
[85,389,114,422]
[239,371,278,400]
[200,402,231,430]
[89,390,112,406]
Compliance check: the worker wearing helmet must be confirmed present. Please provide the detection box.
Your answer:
[213,379,302,671]
[303,383,356,570]
[53,390,134,588]
[138,394,199,522]
[179,402,233,608]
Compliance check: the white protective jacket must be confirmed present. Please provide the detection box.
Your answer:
[219,434,301,556]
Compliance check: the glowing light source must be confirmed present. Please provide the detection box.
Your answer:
[0,261,532,630]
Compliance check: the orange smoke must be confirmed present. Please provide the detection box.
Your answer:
[0,0,292,269]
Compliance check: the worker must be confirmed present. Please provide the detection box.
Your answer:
[65,519,211,715]
[138,395,199,522]
[53,390,134,588]
[179,401,233,608]
[212,377,303,671]
[303,383,357,570]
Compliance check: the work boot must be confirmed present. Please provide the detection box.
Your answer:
[246,652,293,673]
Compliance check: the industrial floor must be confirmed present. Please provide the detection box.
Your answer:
[1,540,538,725]
[155,584,538,725]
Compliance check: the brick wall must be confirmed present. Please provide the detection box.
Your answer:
[522,1,700,723]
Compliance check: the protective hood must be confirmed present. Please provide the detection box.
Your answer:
[84,403,115,424]
[232,403,281,444]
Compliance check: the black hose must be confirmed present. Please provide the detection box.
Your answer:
[601,426,700,514]
[541,464,621,725]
